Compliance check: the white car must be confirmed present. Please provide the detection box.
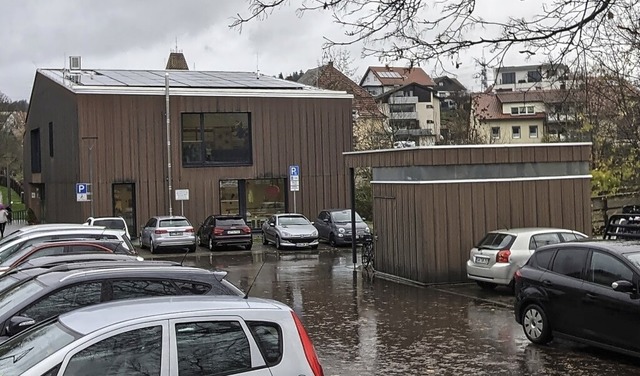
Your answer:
[466,227,587,290]
[0,295,325,376]
[261,213,319,250]
[84,216,131,240]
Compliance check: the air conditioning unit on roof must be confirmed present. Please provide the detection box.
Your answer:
[69,56,81,70]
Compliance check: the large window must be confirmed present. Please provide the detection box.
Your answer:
[182,113,252,166]
[527,70,542,82]
[501,72,516,85]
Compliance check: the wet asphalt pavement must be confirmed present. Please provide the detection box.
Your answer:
[141,241,640,376]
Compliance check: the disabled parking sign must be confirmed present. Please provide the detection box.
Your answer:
[76,183,91,202]
[289,165,300,192]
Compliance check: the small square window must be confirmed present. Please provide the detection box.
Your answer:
[527,106,535,114]
[529,125,538,138]
[491,127,500,139]
[512,126,521,139]
[511,107,518,115]
[519,107,526,114]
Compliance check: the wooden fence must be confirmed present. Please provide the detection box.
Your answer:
[592,191,640,235]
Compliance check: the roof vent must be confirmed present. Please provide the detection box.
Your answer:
[69,56,81,71]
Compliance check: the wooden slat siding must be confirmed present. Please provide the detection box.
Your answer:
[483,184,498,232]
[548,180,564,227]
[458,148,471,165]
[508,147,523,163]
[433,184,448,282]
[559,145,573,162]
[432,149,446,166]
[496,183,513,229]
[522,181,538,226]
[534,146,548,163]
[444,148,459,165]
[535,180,551,226]
[582,180,593,235]
[495,147,509,164]
[404,186,416,280]
[483,147,496,164]
[510,181,525,228]
[445,184,462,281]
[471,184,486,251]
[415,184,426,282]
[458,184,474,280]
[521,146,536,163]
[547,145,561,162]
[561,180,576,231]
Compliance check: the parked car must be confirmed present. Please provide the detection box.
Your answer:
[0,223,101,247]
[0,264,245,342]
[84,216,131,239]
[466,227,587,290]
[140,215,196,253]
[0,295,324,376]
[262,213,319,250]
[0,228,135,273]
[514,240,640,357]
[314,209,371,247]
[197,214,253,251]
[0,239,138,274]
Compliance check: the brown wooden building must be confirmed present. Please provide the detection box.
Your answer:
[345,143,592,284]
[24,67,353,235]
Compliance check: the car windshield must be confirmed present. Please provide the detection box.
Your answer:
[331,210,364,223]
[278,216,310,226]
[0,319,79,376]
[0,229,29,247]
[93,219,126,231]
[216,218,246,226]
[159,219,190,227]
[0,279,45,313]
[0,240,25,264]
[624,252,640,269]
[476,233,515,250]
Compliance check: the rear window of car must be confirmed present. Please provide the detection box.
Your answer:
[476,233,515,249]
[531,249,556,269]
[528,233,562,250]
[215,218,246,227]
[93,219,126,231]
[159,219,191,227]
[247,321,283,366]
[551,248,589,278]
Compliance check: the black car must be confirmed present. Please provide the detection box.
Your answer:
[514,240,640,357]
[196,215,253,251]
[0,264,244,342]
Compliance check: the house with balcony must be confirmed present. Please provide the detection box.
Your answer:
[433,76,468,110]
[493,64,570,92]
[360,66,435,96]
[471,90,579,143]
[376,83,441,146]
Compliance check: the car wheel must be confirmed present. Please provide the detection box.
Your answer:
[329,233,337,247]
[276,236,283,250]
[208,237,215,252]
[244,243,253,250]
[196,234,202,246]
[150,240,156,254]
[476,281,497,290]
[139,237,146,249]
[522,304,552,345]
[188,245,196,253]
[262,233,268,245]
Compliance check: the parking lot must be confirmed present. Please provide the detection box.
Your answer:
[142,240,640,375]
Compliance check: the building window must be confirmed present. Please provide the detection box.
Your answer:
[511,106,535,115]
[491,127,500,139]
[527,106,535,114]
[31,128,41,173]
[510,107,519,115]
[48,122,54,157]
[502,72,516,85]
[512,126,521,139]
[529,125,538,138]
[527,70,542,82]
[182,113,252,166]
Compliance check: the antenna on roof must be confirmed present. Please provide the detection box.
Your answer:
[243,257,267,299]
[256,52,260,79]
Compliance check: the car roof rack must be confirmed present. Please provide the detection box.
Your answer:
[603,213,640,240]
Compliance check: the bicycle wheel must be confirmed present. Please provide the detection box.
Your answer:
[361,242,373,267]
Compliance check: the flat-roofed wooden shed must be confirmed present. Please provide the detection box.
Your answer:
[344,143,592,285]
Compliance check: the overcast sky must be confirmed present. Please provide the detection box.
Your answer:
[1,0,543,101]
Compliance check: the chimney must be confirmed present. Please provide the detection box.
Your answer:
[166,52,189,70]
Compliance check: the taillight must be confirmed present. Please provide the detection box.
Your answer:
[184,227,194,233]
[514,269,522,282]
[242,226,251,234]
[154,229,168,234]
[291,311,324,376]
[496,249,511,263]
[213,227,224,236]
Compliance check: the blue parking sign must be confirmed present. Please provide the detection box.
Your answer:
[76,183,88,194]
[289,165,299,177]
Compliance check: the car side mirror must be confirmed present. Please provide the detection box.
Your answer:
[612,280,635,293]
[362,217,367,222]
[5,316,36,336]
[269,222,275,227]
[322,218,329,223]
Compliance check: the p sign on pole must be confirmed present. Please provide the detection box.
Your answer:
[289,165,300,213]
[76,183,90,202]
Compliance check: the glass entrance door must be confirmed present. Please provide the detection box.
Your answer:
[112,183,136,239]
[219,179,286,230]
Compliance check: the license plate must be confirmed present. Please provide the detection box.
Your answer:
[297,243,308,247]
[475,256,490,265]
[170,232,182,236]
[227,230,241,234]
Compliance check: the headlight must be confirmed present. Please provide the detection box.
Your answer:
[281,231,292,237]
[338,228,346,234]
[365,227,371,233]
[312,230,318,237]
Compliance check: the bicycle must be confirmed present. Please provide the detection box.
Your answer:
[361,236,374,269]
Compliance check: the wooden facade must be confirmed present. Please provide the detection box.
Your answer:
[24,70,353,234]
[345,143,592,284]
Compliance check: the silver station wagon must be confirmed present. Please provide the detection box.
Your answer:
[0,295,325,376]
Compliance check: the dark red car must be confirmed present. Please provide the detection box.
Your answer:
[196,215,253,251]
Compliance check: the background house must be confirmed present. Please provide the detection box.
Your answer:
[433,76,468,110]
[24,57,354,235]
[360,66,436,96]
[493,64,570,92]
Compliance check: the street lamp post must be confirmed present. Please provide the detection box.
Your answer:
[82,136,98,217]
